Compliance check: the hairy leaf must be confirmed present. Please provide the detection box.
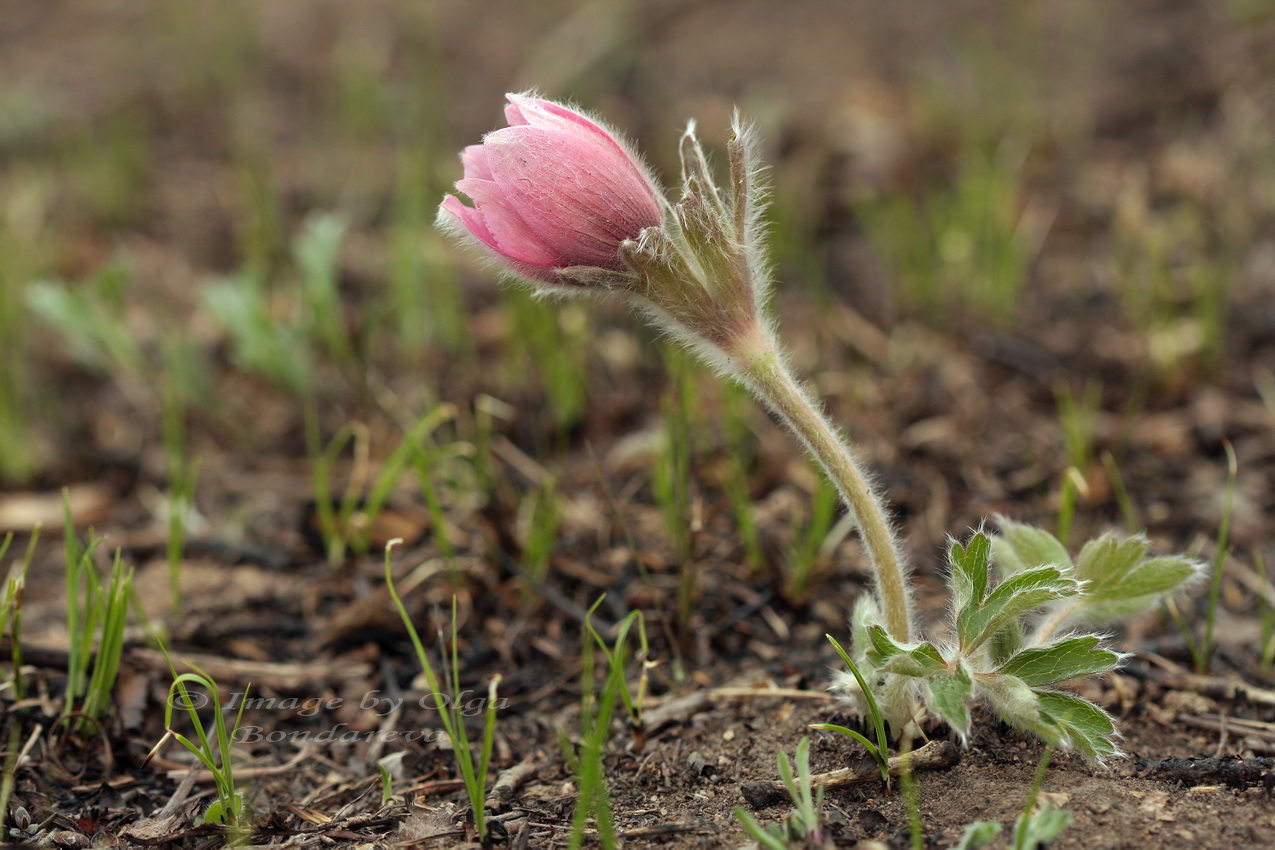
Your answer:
[957,567,1080,652]
[1037,691,1118,760]
[997,636,1119,687]
[979,674,1051,738]
[1063,594,1172,628]
[950,531,992,611]
[986,615,1025,666]
[925,664,973,736]
[991,518,1071,577]
[1074,534,1148,592]
[1104,556,1199,600]
[1053,535,1204,631]
[865,626,947,677]
[850,594,884,658]
[979,676,1117,760]
[865,623,906,663]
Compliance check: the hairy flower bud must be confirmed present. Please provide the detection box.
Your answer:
[437,93,664,289]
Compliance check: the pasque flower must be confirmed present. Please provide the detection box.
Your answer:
[439,95,1205,759]
[439,92,914,707]
[438,93,664,287]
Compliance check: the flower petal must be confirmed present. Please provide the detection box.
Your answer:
[449,178,560,269]
[504,93,621,152]
[460,144,494,181]
[483,125,663,269]
[438,196,562,283]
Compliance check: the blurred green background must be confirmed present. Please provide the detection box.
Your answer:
[0,0,1271,567]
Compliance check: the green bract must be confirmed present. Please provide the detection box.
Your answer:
[833,524,1204,761]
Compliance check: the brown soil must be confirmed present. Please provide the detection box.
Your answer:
[1,1,1274,848]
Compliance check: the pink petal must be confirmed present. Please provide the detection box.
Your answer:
[503,99,529,126]
[483,126,663,269]
[460,144,494,181]
[452,177,561,268]
[504,93,625,154]
[440,194,494,246]
[438,197,559,283]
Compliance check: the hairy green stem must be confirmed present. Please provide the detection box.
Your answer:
[738,340,912,642]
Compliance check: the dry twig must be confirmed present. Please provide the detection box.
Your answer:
[740,739,959,808]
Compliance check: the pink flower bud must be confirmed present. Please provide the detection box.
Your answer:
[438,93,664,283]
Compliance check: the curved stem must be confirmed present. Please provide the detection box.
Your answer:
[737,341,912,642]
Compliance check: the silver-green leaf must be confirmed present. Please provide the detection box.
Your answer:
[1102,556,1200,601]
[997,636,1120,687]
[1012,802,1073,848]
[865,626,948,677]
[992,518,1072,578]
[957,567,1080,652]
[1074,534,1148,592]
[1037,691,1118,760]
[950,531,993,612]
[955,821,1002,850]
[925,664,974,736]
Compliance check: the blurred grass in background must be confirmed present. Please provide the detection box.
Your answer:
[0,0,1270,572]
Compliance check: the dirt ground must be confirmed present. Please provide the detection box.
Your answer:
[1,1,1274,848]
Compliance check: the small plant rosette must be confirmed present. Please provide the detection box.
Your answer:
[832,520,1204,760]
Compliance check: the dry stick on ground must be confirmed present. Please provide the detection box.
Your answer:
[1139,651,1275,707]
[159,748,312,784]
[157,767,201,818]
[739,739,960,808]
[0,639,373,692]
[133,648,373,691]
[620,822,717,840]
[1180,713,1275,754]
[488,756,541,811]
[642,688,835,737]
[708,687,836,701]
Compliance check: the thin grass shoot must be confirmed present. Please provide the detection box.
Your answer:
[584,600,653,751]
[785,473,839,599]
[1011,745,1071,850]
[814,634,891,787]
[384,542,499,844]
[564,601,626,850]
[1257,551,1275,675]
[733,737,825,848]
[158,660,253,840]
[1170,441,1237,674]
[0,529,34,833]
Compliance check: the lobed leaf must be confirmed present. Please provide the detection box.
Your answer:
[997,636,1120,687]
[1074,534,1147,593]
[1055,536,1203,631]
[865,623,906,664]
[950,531,992,611]
[925,664,973,737]
[1037,691,1118,760]
[1103,556,1200,601]
[1062,594,1172,628]
[957,567,1080,652]
[954,821,1002,850]
[991,518,1071,577]
[979,675,1118,761]
[865,626,948,677]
